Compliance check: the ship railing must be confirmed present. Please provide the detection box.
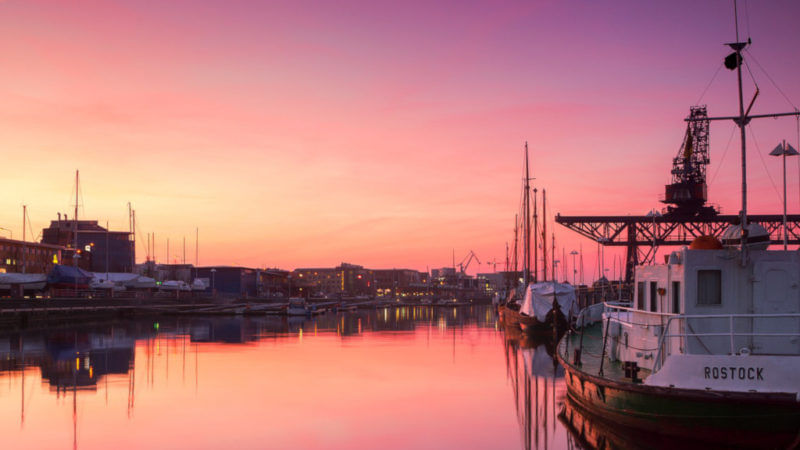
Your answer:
[653,313,800,372]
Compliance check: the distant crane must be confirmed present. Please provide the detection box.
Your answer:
[458,250,481,274]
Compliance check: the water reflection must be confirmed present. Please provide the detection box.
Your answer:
[502,328,568,450]
[0,305,505,449]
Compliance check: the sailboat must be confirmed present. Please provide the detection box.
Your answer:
[556,5,800,447]
[501,148,577,334]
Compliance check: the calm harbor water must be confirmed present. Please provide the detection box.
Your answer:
[0,306,588,449]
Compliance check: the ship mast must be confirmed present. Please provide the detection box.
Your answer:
[733,2,748,264]
[683,2,800,260]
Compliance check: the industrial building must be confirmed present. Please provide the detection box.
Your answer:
[41,216,134,273]
[0,238,65,274]
[195,266,258,297]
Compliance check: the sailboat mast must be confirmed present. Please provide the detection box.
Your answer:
[512,214,519,283]
[22,205,26,274]
[74,170,79,267]
[106,221,110,275]
[132,210,136,270]
[533,188,538,283]
[524,142,531,286]
[542,189,547,281]
[552,233,556,282]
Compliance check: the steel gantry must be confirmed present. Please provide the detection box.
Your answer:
[556,213,800,282]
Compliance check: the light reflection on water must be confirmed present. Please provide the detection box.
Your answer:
[0,306,584,449]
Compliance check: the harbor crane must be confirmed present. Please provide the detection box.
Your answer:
[557,105,800,282]
[458,250,480,274]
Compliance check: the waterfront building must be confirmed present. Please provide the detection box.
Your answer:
[257,268,289,297]
[41,216,134,273]
[476,271,520,295]
[373,269,426,297]
[195,266,258,297]
[292,262,374,297]
[0,237,65,274]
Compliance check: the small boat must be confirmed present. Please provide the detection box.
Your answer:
[286,298,310,316]
[160,280,191,291]
[516,281,577,334]
[125,275,157,290]
[190,278,208,291]
[0,273,47,293]
[90,278,118,291]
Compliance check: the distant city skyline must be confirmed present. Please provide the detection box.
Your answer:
[1,0,799,277]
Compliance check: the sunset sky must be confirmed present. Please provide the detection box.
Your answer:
[1,0,799,278]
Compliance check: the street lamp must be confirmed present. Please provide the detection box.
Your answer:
[570,250,579,285]
[770,140,799,250]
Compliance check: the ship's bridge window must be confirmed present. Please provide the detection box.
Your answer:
[649,281,658,312]
[637,281,645,310]
[672,281,680,313]
[697,270,722,305]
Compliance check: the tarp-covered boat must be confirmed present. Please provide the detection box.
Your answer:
[519,282,578,323]
[47,265,92,289]
[0,273,48,292]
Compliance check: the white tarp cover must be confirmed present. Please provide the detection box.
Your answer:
[91,272,140,283]
[520,282,578,322]
[0,273,47,284]
[126,276,156,289]
[191,278,208,290]
[161,280,190,291]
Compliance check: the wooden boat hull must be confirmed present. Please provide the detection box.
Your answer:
[502,305,567,337]
[557,336,800,448]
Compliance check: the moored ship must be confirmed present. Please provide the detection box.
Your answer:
[558,234,800,447]
[556,9,800,446]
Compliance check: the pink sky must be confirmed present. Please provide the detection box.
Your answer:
[1,1,799,277]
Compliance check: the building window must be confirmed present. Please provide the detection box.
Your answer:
[637,281,645,310]
[649,281,658,312]
[697,270,722,305]
[672,281,680,314]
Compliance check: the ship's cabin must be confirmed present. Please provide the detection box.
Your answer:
[612,232,800,369]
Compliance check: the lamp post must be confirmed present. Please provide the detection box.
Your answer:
[570,250,579,285]
[770,140,799,250]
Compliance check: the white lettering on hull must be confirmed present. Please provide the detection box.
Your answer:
[645,355,800,394]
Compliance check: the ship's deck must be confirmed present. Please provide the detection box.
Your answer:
[558,322,651,383]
